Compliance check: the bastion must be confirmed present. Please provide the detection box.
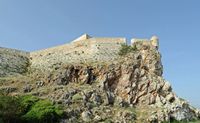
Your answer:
[0,34,159,76]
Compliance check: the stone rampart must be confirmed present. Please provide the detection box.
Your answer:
[0,47,30,76]
[30,37,126,71]
[0,34,158,74]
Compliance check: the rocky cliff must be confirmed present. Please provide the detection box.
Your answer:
[0,40,199,123]
[0,47,29,77]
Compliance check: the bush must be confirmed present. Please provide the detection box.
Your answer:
[72,93,82,102]
[0,95,22,122]
[22,100,64,123]
[118,44,137,56]
[19,95,39,113]
[0,95,64,123]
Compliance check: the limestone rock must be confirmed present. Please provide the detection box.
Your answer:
[0,86,17,94]
[23,84,33,93]
[166,93,175,102]
[1,35,199,123]
[36,80,45,88]
[91,92,103,105]
[116,110,136,123]
[81,110,92,122]
[93,115,102,122]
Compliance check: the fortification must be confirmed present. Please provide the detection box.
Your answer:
[131,35,159,49]
[0,47,30,76]
[0,34,159,74]
[30,34,126,71]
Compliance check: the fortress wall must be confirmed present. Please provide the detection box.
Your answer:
[31,43,83,71]
[0,47,30,77]
[0,36,155,74]
[90,38,126,61]
[30,39,94,71]
[30,43,72,57]
[30,37,126,71]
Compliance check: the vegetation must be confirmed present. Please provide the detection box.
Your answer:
[22,99,63,123]
[118,44,137,56]
[0,94,64,123]
[0,95,22,122]
[72,93,82,102]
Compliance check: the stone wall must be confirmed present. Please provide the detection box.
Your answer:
[0,35,157,74]
[90,38,126,61]
[131,36,159,49]
[0,47,30,77]
[30,37,126,71]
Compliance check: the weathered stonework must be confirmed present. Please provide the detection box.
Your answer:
[131,35,159,49]
[30,35,126,71]
[1,34,200,123]
[0,34,158,74]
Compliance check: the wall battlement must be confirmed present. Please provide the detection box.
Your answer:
[30,35,127,71]
[0,34,159,75]
[131,35,159,49]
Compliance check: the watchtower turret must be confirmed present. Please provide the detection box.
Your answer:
[150,36,159,49]
[73,34,91,42]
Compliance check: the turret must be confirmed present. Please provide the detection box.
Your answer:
[150,36,159,49]
[131,38,136,46]
[73,34,91,42]
[131,38,149,46]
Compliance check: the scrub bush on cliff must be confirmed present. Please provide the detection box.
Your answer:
[118,44,137,56]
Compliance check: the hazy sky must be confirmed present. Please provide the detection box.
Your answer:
[0,0,199,108]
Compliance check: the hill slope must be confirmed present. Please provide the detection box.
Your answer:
[0,41,199,123]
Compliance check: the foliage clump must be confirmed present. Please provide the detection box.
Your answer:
[72,93,82,102]
[0,94,64,123]
[22,99,63,123]
[118,44,137,56]
[0,95,22,122]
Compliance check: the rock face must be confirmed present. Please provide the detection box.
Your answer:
[0,36,199,122]
[37,40,199,122]
[0,47,29,77]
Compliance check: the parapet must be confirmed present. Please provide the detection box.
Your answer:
[150,36,159,48]
[0,34,159,75]
[73,34,92,42]
[30,34,127,71]
[131,36,159,49]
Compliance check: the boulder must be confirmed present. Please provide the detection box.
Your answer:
[23,84,32,93]
[81,111,92,122]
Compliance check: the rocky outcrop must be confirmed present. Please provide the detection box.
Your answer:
[28,41,198,122]
[0,47,29,77]
[1,39,199,123]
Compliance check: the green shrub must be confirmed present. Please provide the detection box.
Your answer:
[0,95,64,123]
[22,100,64,123]
[72,93,82,102]
[0,95,22,122]
[19,95,39,113]
[118,44,137,56]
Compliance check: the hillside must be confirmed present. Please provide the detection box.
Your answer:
[0,35,200,123]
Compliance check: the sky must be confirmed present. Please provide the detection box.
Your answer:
[0,0,199,108]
